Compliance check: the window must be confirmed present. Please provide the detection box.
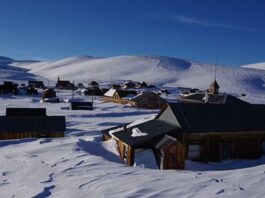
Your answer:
[188,144,201,160]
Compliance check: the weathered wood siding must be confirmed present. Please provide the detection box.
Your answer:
[183,132,265,162]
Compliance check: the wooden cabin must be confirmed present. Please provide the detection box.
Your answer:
[84,86,103,96]
[0,108,65,140]
[103,88,137,104]
[56,77,75,90]
[0,81,18,95]
[127,92,167,109]
[28,80,45,89]
[103,102,265,170]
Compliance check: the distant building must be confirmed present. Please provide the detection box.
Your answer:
[56,77,75,90]
[103,88,137,104]
[28,80,45,89]
[0,81,18,95]
[0,108,65,140]
[127,92,167,109]
[103,102,265,169]
[70,101,93,110]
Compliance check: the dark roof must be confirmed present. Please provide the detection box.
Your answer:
[0,116,65,133]
[129,92,164,102]
[117,89,138,98]
[111,119,177,147]
[178,93,249,105]
[6,108,46,117]
[167,102,265,132]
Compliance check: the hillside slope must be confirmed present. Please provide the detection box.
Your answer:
[241,62,265,70]
[17,55,265,97]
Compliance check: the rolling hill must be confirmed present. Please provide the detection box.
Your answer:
[12,55,265,98]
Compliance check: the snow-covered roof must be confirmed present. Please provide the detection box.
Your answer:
[104,88,116,97]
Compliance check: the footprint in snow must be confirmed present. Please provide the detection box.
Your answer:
[2,171,9,176]
[216,189,225,195]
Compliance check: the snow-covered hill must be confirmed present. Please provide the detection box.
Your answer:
[0,56,44,83]
[15,55,265,98]
[241,61,265,70]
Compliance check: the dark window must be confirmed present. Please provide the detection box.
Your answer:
[220,142,233,160]
[188,144,201,160]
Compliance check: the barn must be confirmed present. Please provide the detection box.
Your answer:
[0,108,65,140]
[103,102,265,169]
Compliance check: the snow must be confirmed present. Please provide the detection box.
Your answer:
[13,55,265,100]
[241,62,265,70]
[0,55,265,197]
[104,88,116,97]
[131,128,148,137]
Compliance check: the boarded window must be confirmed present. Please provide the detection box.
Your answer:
[188,145,201,160]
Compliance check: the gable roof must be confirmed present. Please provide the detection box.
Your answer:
[166,102,265,133]
[111,119,178,147]
[155,135,176,150]
[104,88,138,98]
[104,88,116,97]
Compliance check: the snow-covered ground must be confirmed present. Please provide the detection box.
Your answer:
[1,55,265,197]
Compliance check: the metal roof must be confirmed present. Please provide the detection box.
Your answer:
[167,102,265,132]
[112,119,178,147]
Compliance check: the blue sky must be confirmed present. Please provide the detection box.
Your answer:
[0,0,264,66]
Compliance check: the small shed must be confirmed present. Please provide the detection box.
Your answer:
[154,135,185,169]
[70,101,93,110]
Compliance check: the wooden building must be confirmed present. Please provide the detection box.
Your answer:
[0,81,18,95]
[127,92,167,109]
[56,77,75,90]
[28,80,45,89]
[103,102,265,170]
[84,86,103,96]
[103,88,137,104]
[0,108,65,140]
